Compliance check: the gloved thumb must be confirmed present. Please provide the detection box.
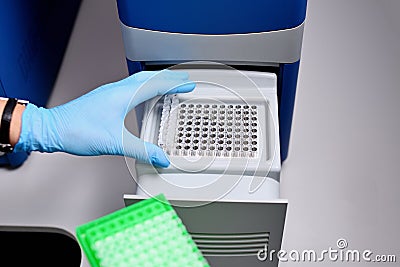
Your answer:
[122,128,170,168]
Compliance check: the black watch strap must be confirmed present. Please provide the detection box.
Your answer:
[0,98,18,145]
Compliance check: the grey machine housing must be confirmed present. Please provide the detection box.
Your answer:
[121,14,305,267]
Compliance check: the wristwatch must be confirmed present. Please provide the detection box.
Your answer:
[0,97,29,155]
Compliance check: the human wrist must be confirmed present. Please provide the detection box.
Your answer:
[0,99,5,117]
[14,103,52,153]
[0,100,5,138]
[10,102,26,146]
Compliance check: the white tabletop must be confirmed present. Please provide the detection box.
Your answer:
[0,0,399,266]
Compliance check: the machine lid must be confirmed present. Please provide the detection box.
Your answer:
[117,0,307,35]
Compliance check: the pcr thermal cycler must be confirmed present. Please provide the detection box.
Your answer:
[116,1,307,266]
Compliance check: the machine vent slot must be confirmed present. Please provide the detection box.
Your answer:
[190,232,269,256]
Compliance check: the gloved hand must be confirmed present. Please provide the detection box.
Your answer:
[14,70,196,167]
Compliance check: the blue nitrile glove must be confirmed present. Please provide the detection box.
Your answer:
[14,70,195,167]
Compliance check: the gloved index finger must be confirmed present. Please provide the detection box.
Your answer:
[119,70,190,86]
[127,78,196,111]
[135,70,190,82]
[164,82,196,94]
